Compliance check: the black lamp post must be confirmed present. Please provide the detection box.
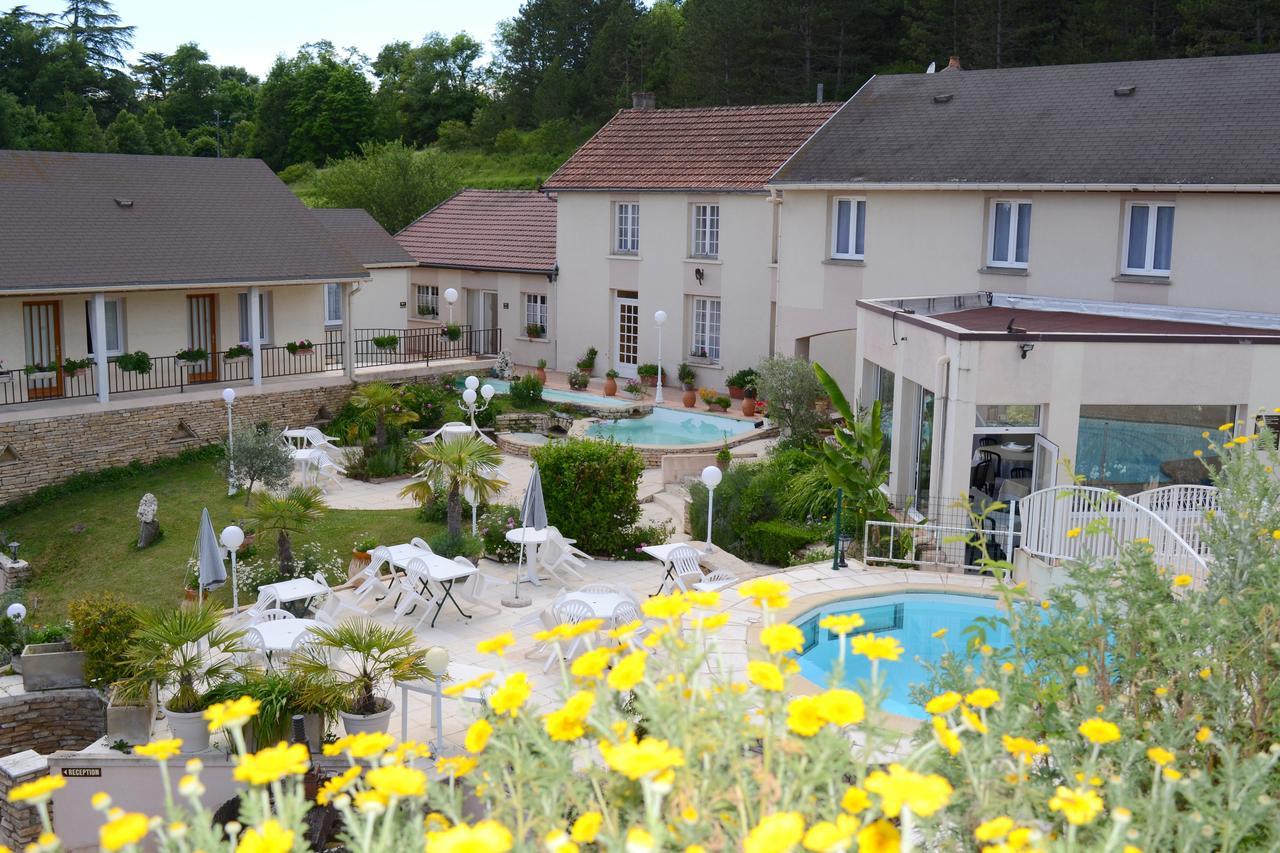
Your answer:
[831,488,843,571]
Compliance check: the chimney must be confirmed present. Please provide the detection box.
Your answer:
[944,55,963,71]
[631,92,656,110]
[816,82,825,103]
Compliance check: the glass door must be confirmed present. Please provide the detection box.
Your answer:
[186,294,218,382]
[482,291,499,354]
[913,389,935,509]
[1033,434,1059,492]
[22,301,63,399]
[613,295,639,378]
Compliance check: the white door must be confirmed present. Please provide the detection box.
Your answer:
[1033,434,1059,492]
[613,296,639,378]
[481,291,499,354]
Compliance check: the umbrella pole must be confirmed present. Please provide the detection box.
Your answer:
[502,539,532,609]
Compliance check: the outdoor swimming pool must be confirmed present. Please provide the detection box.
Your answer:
[586,406,757,446]
[469,378,630,408]
[793,592,1008,719]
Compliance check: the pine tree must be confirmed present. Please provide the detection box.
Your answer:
[57,0,135,69]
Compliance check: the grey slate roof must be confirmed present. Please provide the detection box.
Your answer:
[312,208,416,267]
[0,150,368,293]
[772,53,1280,186]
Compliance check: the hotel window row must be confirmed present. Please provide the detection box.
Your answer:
[611,202,724,260]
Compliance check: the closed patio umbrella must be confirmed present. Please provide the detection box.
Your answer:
[506,463,547,606]
[196,507,227,601]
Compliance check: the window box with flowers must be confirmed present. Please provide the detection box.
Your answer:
[224,344,252,363]
[175,348,209,370]
[62,357,92,380]
[23,363,57,381]
[372,334,400,351]
[286,339,315,356]
[525,323,547,340]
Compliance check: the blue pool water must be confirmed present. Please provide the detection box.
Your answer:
[794,593,1008,719]
[468,378,629,408]
[586,406,757,446]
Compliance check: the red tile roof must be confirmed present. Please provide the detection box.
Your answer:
[395,190,557,274]
[541,103,840,192]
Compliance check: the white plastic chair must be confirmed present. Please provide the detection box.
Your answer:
[313,578,364,623]
[351,546,394,610]
[519,590,568,661]
[452,556,502,616]
[311,453,343,492]
[539,537,586,586]
[232,590,280,627]
[238,627,268,669]
[301,426,340,450]
[410,537,434,554]
[547,527,592,562]
[609,600,649,641]
[251,608,296,625]
[577,582,621,595]
[667,545,705,593]
[543,599,598,673]
[692,568,739,592]
[392,558,437,632]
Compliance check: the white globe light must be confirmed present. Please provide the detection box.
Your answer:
[464,376,479,391]
[654,309,667,326]
[221,387,236,404]
[701,465,723,489]
[6,603,26,623]
[424,645,450,675]
[444,288,459,305]
[220,525,245,551]
[480,384,495,400]
[462,388,477,405]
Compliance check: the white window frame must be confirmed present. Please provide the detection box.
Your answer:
[1122,201,1175,276]
[830,196,866,260]
[614,202,640,254]
[415,285,439,318]
[323,282,343,326]
[237,291,272,346]
[85,298,125,357]
[690,296,721,362]
[691,203,719,258]
[524,293,547,335]
[987,199,1032,269]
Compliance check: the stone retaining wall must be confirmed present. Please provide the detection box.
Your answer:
[0,688,105,757]
[0,750,48,850]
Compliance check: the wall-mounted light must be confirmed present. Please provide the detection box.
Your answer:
[694,268,705,285]
[547,264,559,283]
[1019,343,1035,360]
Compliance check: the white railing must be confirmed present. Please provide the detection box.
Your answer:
[1017,485,1209,586]
[864,519,1014,575]
[1131,485,1218,557]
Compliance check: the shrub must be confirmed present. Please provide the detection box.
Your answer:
[532,438,644,556]
[68,593,140,688]
[444,324,462,341]
[690,449,820,562]
[755,355,826,445]
[743,519,819,565]
[727,367,758,390]
[220,426,293,503]
[224,344,252,359]
[427,530,484,562]
[276,162,315,184]
[115,351,151,373]
[567,371,589,390]
[371,334,399,349]
[576,347,597,371]
[309,140,459,233]
[478,505,522,562]
[510,374,544,409]
[677,362,696,386]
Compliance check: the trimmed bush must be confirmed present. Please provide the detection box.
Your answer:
[532,438,644,556]
[478,505,522,562]
[427,530,484,562]
[510,374,544,409]
[743,519,819,566]
[68,593,139,688]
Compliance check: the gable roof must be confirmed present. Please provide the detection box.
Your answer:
[312,208,415,267]
[542,102,840,192]
[395,189,556,274]
[772,53,1280,187]
[0,150,367,294]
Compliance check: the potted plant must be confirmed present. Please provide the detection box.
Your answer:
[115,351,152,374]
[568,370,589,390]
[444,324,462,342]
[604,369,619,397]
[699,388,731,413]
[205,669,338,752]
[286,339,315,356]
[224,344,252,363]
[624,379,644,400]
[351,533,376,578]
[678,363,698,408]
[727,368,757,401]
[372,334,400,351]
[23,362,56,381]
[742,383,758,418]
[716,442,733,471]
[20,625,85,692]
[107,678,155,746]
[293,620,435,735]
[61,357,92,379]
[576,347,598,375]
[122,602,249,753]
[637,363,662,388]
[526,324,546,339]
[175,348,208,369]
[536,358,548,384]
[416,304,437,318]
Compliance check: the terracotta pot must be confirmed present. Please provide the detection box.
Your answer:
[706,403,726,413]
[682,387,697,408]
[183,588,199,603]
[728,385,745,400]
[742,397,756,418]
[604,377,617,396]
[641,375,657,387]
[716,457,730,471]
[535,367,547,384]
[293,348,315,357]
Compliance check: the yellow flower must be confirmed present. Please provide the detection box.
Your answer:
[1273,529,1280,541]
[925,691,962,715]
[235,819,294,853]
[748,660,786,692]
[490,672,532,717]
[849,632,902,661]
[570,646,616,679]
[739,577,791,609]
[464,719,493,754]
[685,589,720,609]
[802,815,858,853]
[366,764,426,798]
[841,786,870,814]
[1073,665,1089,677]
[7,775,64,804]
[607,650,648,692]
[1219,422,1235,431]
[1195,726,1212,744]
[324,730,395,759]
[819,613,865,635]
[786,695,825,737]
[204,697,260,732]
[543,829,578,853]
[91,792,111,811]
[442,671,495,698]
[744,812,805,853]
[607,620,644,641]
[177,774,204,797]
[642,592,691,620]
[626,827,655,853]
[1002,734,1049,764]
[1066,527,1081,538]
[931,627,947,639]
[1048,786,1104,826]
[570,812,602,844]
[1154,686,1168,697]
[543,691,595,741]
[393,740,430,763]
[974,816,1013,842]
[865,763,952,817]
[965,688,1000,709]
[695,613,730,631]
[1078,718,1121,745]
[435,756,477,777]
[134,739,183,761]
[1193,450,1203,457]
[598,737,685,780]
[1146,746,1174,767]
[233,741,309,786]
[1199,667,1212,679]
[354,789,388,814]
[815,689,865,727]
[477,631,515,656]
[1001,662,1015,673]
[99,811,149,852]
[425,820,513,853]
[1040,599,1051,609]
[855,820,899,853]
[932,716,962,755]
[1162,767,1183,781]
[315,767,360,806]
[1172,574,1193,587]
[760,623,805,656]
[960,706,988,734]
[425,813,451,832]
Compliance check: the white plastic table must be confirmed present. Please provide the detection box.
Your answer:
[562,589,626,620]
[641,543,705,595]
[396,663,506,750]
[505,527,549,585]
[250,618,321,668]
[258,577,328,608]
[386,543,479,627]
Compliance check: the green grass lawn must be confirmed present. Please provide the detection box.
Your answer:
[4,456,439,621]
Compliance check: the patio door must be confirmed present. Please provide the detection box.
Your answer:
[186,294,218,382]
[22,301,63,399]
[613,294,639,378]
[481,291,499,354]
[1032,434,1059,492]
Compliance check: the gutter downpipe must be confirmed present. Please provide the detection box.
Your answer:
[344,279,364,382]
[768,187,782,356]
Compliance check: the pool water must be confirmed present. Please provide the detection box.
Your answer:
[465,378,630,408]
[586,406,757,446]
[794,592,1008,719]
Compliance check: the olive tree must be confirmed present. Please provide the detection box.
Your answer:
[220,426,293,504]
[755,355,827,445]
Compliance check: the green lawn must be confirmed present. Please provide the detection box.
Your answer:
[5,456,438,621]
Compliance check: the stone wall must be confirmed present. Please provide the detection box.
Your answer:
[0,688,104,757]
[0,750,49,850]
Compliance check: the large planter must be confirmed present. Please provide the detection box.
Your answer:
[292,348,315,357]
[682,386,697,408]
[20,642,86,691]
[705,403,727,413]
[107,689,156,745]
[728,385,745,400]
[742,397,757,418]
[604,377,617,397]
[164,704,211,753]
[535,367,547,384]
[340,700,394,736]
[640,375,657,388]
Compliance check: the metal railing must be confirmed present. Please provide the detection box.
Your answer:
[865,519,1015,574]
[1131,484,1218,558]
[352,326,499,367]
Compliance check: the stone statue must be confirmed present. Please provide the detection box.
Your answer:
[137,493,160,549]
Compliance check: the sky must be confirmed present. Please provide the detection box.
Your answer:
[29,0,524,76]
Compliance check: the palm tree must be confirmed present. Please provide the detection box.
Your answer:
[247,485,328,572]
[400,434,506,538]
[348,381,416,450]
[121,601,247,713]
